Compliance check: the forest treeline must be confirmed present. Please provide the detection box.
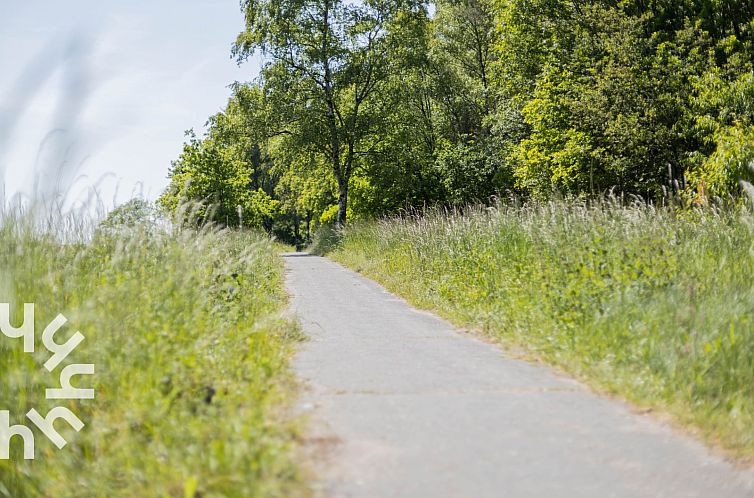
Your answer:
[159,0,754,242]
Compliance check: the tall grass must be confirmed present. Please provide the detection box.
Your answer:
[329,199,754,459]
[0,208,303,497]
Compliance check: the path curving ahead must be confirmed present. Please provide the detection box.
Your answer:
[284,253,754,498]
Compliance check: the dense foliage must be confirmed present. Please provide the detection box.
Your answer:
[160,0,754,241]
[326,198,754,457]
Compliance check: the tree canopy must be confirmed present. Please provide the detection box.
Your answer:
[160,0,754,242]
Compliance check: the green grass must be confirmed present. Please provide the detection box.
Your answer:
[0,212,304,497]
[326,200,754,460]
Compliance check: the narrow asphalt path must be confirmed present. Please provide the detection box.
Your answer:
[284,253,754,498]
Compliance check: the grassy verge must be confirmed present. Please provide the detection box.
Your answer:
[0,215,303,497]
[326,200,754,460]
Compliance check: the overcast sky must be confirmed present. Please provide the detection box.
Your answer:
[0,1,261,209]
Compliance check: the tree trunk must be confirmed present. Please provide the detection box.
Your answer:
[293,213,300,246]
[305,211,312,243]
[336,177,348,227]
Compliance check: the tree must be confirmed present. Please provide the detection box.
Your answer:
[494,0,724,198]
[690,61,754,198]
[164,0,754,224]
[431,0,497,140]
[233,0,426,225]
[159,90,282,230]
[97,198,159,237]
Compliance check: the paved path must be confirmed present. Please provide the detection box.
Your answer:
[284,253,754,498]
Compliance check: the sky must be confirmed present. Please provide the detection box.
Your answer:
[0,1,261,209]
